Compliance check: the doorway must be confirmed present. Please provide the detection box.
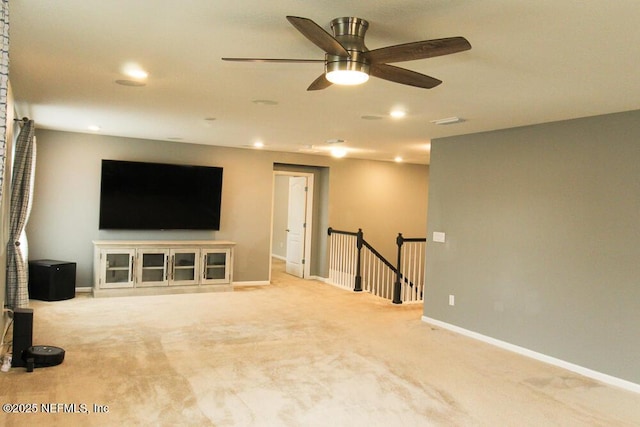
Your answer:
[272,172,314,278]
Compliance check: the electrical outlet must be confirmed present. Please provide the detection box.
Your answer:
[449,295,455,306]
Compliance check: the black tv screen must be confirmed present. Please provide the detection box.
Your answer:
[99,160,223,230]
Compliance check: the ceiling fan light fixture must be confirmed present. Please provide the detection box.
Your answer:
[326,69,369,85]
[325,58,370,85]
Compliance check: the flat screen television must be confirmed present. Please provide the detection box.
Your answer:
[99,159,223,230]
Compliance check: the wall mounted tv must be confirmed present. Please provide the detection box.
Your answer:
[99,159,223,230]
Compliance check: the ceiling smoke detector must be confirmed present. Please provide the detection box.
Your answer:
[252,99,278,106]
[431,116,463,125]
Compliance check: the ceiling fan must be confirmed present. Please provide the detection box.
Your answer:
[222,16,471,91]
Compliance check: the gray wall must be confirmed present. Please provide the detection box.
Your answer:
[424,110,640,384]
[27,130,429,287]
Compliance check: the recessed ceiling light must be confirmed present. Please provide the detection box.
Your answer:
[253,141,264,148]
[390,109,406,118]
[331,147,347,158]
[394,156,403,163]
[88,125,101,132]
[122,63,148,80]
[126,69,148,79]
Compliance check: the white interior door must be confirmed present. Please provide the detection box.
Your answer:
[286,176,307,277]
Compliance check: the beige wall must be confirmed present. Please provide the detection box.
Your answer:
[26,130,429,287]
[329,158,430,260]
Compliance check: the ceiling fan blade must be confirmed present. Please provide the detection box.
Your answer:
[370,64,442,89]
[221,57,324,63]
[365,36,471,64]
[286,16,350,57]
[307,74,333,91]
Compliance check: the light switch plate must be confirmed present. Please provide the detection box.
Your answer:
[433,231,446,243]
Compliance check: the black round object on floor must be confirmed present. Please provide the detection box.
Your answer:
[22,345,65,368]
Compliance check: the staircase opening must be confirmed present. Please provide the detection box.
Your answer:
[327,227,426,304]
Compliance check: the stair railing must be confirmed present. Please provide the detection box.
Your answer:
[327,227,426,304]
[394,234,426,303]
[327,228,362,292]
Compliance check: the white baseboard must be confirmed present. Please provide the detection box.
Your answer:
[422,316,640,394]
[271,254,286,261]
[234,280,270,287]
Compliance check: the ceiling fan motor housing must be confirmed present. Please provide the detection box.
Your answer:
[325,17,370,76]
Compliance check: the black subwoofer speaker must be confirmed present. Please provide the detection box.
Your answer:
[11,308,33,368]
[28,260,76,301]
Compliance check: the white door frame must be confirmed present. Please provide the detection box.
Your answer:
[272,171,314,279]
[285,176,306,278]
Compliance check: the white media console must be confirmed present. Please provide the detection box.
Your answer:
[92,240,235,297]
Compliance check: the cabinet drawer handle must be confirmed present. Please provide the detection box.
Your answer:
[203,254,207,279]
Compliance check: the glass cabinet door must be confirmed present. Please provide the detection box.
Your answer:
[170,249,199,286]
[202,249,230,284]
[100,249,136,288]
[137,249,169,287]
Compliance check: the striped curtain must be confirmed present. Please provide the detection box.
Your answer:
[6,121,36,309]
[0,0,8,209]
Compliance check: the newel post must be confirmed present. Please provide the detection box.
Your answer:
[392,233,404,304]
[354,228,363,292]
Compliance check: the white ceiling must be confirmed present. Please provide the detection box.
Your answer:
[9,1,640,164]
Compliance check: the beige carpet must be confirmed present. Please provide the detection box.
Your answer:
[1,259,639,426]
